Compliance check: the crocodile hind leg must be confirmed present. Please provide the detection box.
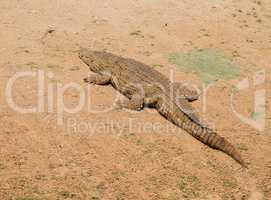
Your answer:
[83,73,111,85]
[115,96,144,111]
[173,83,200,101]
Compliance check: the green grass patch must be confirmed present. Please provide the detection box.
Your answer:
[130,30,144,38]
[168,48,240,84]
[222,179,237,188]
[69,65,80,71]
[177,175,201,199]
[236,143,249,151]
[34,174,48,181]
[91,196,101,200]
[16,197,39,200]
[26,62,39,70]
[251,111,264,120]
[152,64,164,68]
[59,191,76,199]
[46,64,63,70]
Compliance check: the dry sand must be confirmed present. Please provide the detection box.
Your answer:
[0,0,270,199]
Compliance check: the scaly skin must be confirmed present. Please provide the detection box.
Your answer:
[79,48,247,168]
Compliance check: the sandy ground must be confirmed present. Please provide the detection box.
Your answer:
[0,0,271,199]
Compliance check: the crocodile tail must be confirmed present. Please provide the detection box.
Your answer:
[186,121,247,168]
[155,96,247,167]
[171,111,247,167]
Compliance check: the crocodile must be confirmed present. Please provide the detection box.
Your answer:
[79,48,247,168]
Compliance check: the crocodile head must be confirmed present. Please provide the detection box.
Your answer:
[79,48,118,73]
[78,48,104,72]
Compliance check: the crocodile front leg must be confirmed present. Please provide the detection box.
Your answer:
[83,73,111,85]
